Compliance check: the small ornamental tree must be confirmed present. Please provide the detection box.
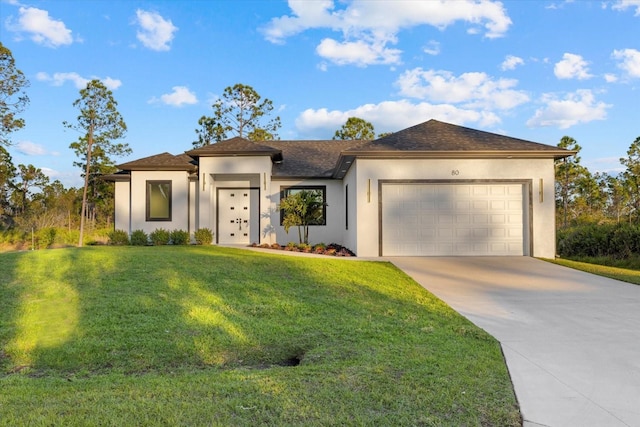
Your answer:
[280,190,325,244]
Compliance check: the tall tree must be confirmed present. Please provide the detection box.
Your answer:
[620,136,640,223]
[0,42,30,147]
[555,136,587,228]
[333,117,375,140]
[193,83,281,147]
[12,164,49,217]
[64,80,128,246]
[0,146,17,227]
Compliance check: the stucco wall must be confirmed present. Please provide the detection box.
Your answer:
[353,158,557,258]
[129,170,190,234]
[114,180,130,233]
[270,179,345,246]
[342,165,358,254]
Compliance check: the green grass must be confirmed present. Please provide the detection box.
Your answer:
[544,257,640,285]
[0,246,520,426]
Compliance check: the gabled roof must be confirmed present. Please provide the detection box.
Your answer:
[268,140,365,178]
[117,152,197,172]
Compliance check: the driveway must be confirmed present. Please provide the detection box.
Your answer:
[387,256,640,427]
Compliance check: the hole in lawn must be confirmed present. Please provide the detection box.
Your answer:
[278,355,302,367]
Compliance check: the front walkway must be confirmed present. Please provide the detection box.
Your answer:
[388,256,640,427]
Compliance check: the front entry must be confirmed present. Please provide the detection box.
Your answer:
[217,188,259,245]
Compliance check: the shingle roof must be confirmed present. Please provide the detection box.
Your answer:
[185,137,282,159]
[268,140,366,178]
[117,152,197,171]
[347,119,567,154]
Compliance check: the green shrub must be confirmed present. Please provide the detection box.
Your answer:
[107,229,129,246]
[194,228,213,245]
[149,228,171,246]
[130,229,149,246]
[36,227,57,248]
[557,223,640,259]
[170,229,189,245]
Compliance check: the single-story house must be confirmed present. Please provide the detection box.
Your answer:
[106,119,573,257]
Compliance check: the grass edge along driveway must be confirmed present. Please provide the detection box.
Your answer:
[0,246,520,426]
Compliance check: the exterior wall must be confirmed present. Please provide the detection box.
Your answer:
[353,158,557,258]
[130,170,190,234]
[198,156,273,244]
[114,180,130,233]
[270,179,345,245]
[342,165,358,254]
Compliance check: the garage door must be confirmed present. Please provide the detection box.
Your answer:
[382,183,525,256]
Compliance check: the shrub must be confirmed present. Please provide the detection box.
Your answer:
[130,229,149,246]
[108,229,129,246]
[36,227,56,249]
[170,229,189,245]
[557,223,640,259]
[150,228,171,245]
[194,228,213,245]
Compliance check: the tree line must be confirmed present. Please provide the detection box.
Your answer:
[555,136,640,227]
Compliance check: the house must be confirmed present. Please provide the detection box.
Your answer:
[106,119,573,257]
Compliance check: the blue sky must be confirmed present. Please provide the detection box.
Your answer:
[1,0,639,188]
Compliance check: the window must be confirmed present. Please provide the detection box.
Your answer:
[280,186,326,226]
[146,180,172,221]
[345,184,349,230]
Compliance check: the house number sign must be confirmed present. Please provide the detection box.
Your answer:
[451,169,460,176]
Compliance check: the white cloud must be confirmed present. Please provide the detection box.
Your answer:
[135,9,178,51]
[295,99,501,138]
[612,48,640,78]
[396,68,529,110]
[423,40,441,56]
[262,0,511,66]
[316,37,401,66]
[6,6,73,48]
[604,73,618,83]
[36,72,122,90]
[526,89,610,129]
[149,86,198,107]
[554,53,593,80]
[612,0,640,16]
[501,55,524,71]
[16,141,57,156]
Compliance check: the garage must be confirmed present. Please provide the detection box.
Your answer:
[381,182,528,256]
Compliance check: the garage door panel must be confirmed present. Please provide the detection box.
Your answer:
[382,183,525,256]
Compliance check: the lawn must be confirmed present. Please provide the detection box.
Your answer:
[0,246,520,426]
[544,257,640,285]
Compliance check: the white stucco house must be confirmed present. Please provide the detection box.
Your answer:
[106,119,573,257]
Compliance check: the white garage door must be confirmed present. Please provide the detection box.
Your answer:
[382,183,525,256]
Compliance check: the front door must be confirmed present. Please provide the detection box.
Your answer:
[217,188,258,244]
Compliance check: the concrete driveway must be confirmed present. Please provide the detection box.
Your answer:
[387,256,640,427]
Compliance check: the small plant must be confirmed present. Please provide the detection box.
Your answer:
[297,243,312,252]
[271,243,282,250]
[130,229,149,246]
[313,242,327,254]
[149,228,171,245]
[37,227,57,249]
[194,228,213,245]
[170,229,189,245]
[107,229,129,246]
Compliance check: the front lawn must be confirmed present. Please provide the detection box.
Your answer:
[544,257,640,285]
[0,246,520,426]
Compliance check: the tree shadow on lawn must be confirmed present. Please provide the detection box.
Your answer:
[0,246,520,425]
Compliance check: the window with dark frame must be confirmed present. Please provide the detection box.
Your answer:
[279,186,327,226]
[146,180,172,221]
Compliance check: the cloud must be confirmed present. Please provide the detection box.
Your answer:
[423,40,441,56]
[262,0,511,66]
[149,86,198,107]
[612,0,640,16]
[295,99,501,138]
[36,72,122,90]
[6,6,73,47]
[135,9,178,51]
[612,48,640,78]
[501,55,524,71]
[526,89,610,129]
[316,37,401,66]
[15,141,58,156]
[554,53,593,80]
[396,68,529,110]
